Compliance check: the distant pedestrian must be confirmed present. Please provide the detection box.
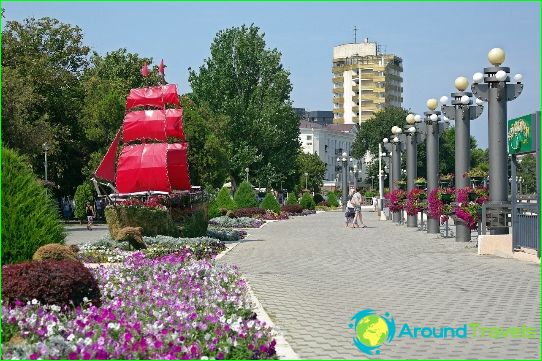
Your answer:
[372,196,378,212]
[352,187,367,228]
[85,202,95,230]
[62,198,71,223]
[345,197,355,227]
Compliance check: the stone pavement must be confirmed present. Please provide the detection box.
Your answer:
[219,211,540,359]
[65,224,109,245]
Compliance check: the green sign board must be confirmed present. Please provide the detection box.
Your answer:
[508,113,535,154]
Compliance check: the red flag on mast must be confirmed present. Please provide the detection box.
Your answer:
[141,62,149,77]
[158,59,165,76]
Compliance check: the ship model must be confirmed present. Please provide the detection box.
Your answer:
[94,61,191,196]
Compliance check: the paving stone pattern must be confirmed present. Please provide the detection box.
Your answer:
[219,211,540,359]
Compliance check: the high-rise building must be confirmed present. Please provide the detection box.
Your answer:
[332,38,403,125]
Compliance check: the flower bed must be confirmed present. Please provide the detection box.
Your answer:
[427,188,456,223]
[207,227,246,243]
[2,252,277,359]
[258,211,289,221]
[208,216,263,229]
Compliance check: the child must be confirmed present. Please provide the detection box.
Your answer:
[345,198,355,227]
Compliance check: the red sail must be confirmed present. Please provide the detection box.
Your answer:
[123,109,185,143]
[95,129,121,182]
[126,84,180,109]
[167,143,191,190]
[165,108,184,140]
[116,143,172,193]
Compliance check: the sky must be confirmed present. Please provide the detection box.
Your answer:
[3,1,540,149]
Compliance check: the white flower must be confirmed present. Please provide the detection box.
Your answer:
[200,357,209,360]
[50,305,61,312]
[67,334,75,342]
[31,299,39,305]
[83,297,89,303]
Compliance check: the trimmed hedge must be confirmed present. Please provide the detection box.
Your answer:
[33,244,77,262]
[300,192,316,210]
[327,192,339,207]
[281,204,303,214]
[233,207,266,218]
[285,192,298,205]
[2,260,101,307]
[1,148,65,264]
[260,193,281,214]
[234,181,258,208]
[105,206,180,238]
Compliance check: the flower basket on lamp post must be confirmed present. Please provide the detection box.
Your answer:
[414,177,427,189]
[439,174,454,188]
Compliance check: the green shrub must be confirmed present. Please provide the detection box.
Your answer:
[33,244,77,262]
[234,181,258,208]
[1,148,65,264]
[105,205,180,238]
[285,192,298,205]
[300,192,316,210]
[327,192,339,207]
[74,182,94,219]
[260,193,281,214]
[215,187,237,209]
[313,193,324,204]
[179,209,208,237]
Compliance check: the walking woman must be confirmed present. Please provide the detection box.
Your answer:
[352,187,367,228]
[85,202,95,230]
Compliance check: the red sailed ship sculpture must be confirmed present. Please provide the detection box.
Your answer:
[94,61,191,194]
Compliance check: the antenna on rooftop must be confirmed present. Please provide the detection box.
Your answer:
[353,26,358,43]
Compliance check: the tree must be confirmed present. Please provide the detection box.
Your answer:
[518,154,536,194]
[260,193,281,214]
[188,24,300,190]
[296,152,326,193]
[2,17,91,194]
[285,192,298,205]
[352,107,409,159]
[299,192,315,210]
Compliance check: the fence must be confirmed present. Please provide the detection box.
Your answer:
[512,202,540,257]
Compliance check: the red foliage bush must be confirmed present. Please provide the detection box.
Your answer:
[2,260,101,307]
[280,204,303,214]
[317,201,330,207]
[233,207,266,218]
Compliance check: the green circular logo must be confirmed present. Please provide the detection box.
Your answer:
[356,314,389,347]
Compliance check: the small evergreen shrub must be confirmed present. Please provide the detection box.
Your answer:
[32,244,77,262]
[260,193,281,214]
[2,148,65,264]
[285,192,298,205]
[233,207,266,218]
[74,183,94,220]
[215,187,237,210]
[281,204,303,214]
[179,209,208,238]
[327,192,339,207]
[300,192,316,210]
[313,193,324,205]
[2,260,101,307]
[234,181,258,208]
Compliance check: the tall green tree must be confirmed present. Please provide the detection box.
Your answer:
[188,24,300,190]
[2,17,91,193]
[297,152,326,193]
[517,154,537,194]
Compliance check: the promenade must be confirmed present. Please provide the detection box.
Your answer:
[219,211,540,359]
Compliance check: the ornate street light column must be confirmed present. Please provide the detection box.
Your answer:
[424,99,443,234]
[441,77,484,241]
[404,114,418,227]
[471,48,523,235]
[337,152,349,211]
[389,126,403,223]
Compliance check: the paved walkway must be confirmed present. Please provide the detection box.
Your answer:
[219,211,540,359]
[65,224,109,245]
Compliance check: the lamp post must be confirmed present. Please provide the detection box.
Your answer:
[304,172,309,191]
[245,167,249,183]
[389,127,402,223]
[378,143,385,213]
[441,77,484,241]
[471,48,523,235]
[405,114,418,227]
[337,152,349,210]
[424,98,444,234]
[43,143,49,183]
[351,164,359,191]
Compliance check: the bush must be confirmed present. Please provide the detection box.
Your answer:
[318,201,330,207]
[74,182,94,220]
[326,192,339,207]
[178,209,208,238]
[260,193,281,214]
[364,190,378,198]
[32,244,77,262]
[300,192,316,210]
[215,187,237,210]
[234,181,258,208]
[313,193,324,205]
[207,227,242,242]
[209,216,263,228]
[285,192,298,205]
[1,148,65,264]
[105,205,179,238]
[117,226,146,250]
[2,260,101,307]
[233,207,266,218]
[281,204,303,214]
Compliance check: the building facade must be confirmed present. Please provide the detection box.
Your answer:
[299,121,361,182]
[332,38,403,125]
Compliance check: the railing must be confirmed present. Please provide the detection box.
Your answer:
[512,202,540,257]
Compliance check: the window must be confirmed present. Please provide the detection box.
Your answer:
[306,135,312,140]
[325,145,328,152]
